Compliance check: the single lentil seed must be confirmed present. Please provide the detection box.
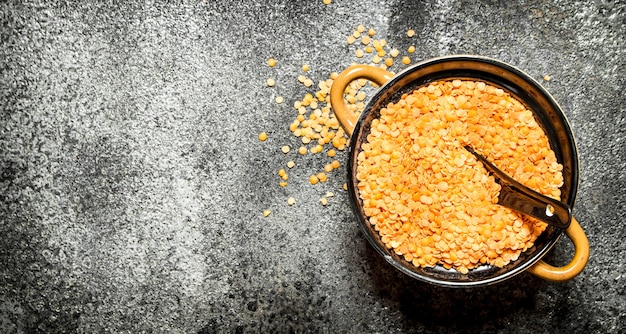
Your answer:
[317,172,328,182]
[258,132,267,141]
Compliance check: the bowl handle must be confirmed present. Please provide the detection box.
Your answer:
[527,217,589,281]
[330,65,394,137]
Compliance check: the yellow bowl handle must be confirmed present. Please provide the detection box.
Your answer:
[527,217,589,281]
[330,65,394,137]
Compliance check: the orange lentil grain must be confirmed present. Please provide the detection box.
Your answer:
[317,172,328,182]
[355,79,563,273]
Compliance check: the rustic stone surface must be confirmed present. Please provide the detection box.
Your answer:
[1,1,624,332]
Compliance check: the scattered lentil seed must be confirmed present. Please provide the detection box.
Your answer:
[372,39,381,50]
[407,29,415,37]
[281,145,290,153]
[317,172,328,182]
[277,25,429,202]
[287,197,296,205]
[263,210,271,217]
[267,57,276,67]
[408,45,416,53]
[402,56,411,65]
[310,175,319,185]
[323,0,332,4]
[258,132,267,141]
[320,197,329,205]
[267,78,275,87]
[275,96,284,104]
[543,75,551,82]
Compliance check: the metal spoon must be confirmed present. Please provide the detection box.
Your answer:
[464,145,571,229]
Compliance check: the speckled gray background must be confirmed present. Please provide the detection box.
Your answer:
[1,0,624,333]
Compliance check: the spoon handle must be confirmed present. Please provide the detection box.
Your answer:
[464,146,572,229]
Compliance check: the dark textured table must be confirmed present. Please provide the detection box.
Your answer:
[1,1,624,333]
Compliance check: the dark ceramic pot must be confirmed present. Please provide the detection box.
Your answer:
[330,55,589,287]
